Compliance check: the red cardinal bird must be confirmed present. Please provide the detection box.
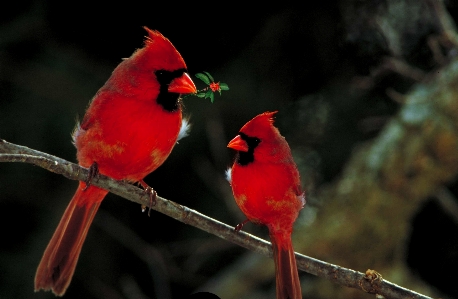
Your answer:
[34,27,197,296]
[227,111,305,299]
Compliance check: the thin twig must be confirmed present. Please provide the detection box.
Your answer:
[0,139,432,299]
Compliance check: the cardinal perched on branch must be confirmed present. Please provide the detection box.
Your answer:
[34,27,197,296]
[227,111,305,299]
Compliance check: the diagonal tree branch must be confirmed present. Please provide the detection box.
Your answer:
[0,139,431,299]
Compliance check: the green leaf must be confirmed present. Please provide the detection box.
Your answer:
[203,71,214,82]
[219,83,229,90]
[204,90,214,103]
[196,92,207,98]
[205,90,213,98]
[195,73,211,85]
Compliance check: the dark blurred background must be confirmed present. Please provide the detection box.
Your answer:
[1,1,458,298]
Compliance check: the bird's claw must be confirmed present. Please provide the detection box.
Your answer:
[83,162,99,191]
[139,180,157,217]
[234,219,250,232]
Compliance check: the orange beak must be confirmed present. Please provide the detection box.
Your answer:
[168,72,197,94]
[227,135,249,152]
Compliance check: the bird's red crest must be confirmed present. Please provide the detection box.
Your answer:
[143,27,168,46]
[239,111,278,137]
[132,27,187,70]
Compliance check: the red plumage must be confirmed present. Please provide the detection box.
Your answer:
[228,111,305,299]
[34,28,197,296]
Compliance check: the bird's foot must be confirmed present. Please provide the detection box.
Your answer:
[83,162,99,191]
[234,219,250,232]
[139,180,157,217]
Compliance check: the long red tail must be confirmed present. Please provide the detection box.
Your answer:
[269,230,302,299]
[35,182,108,296]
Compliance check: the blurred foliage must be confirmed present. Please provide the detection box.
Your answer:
[1,1,458,299]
